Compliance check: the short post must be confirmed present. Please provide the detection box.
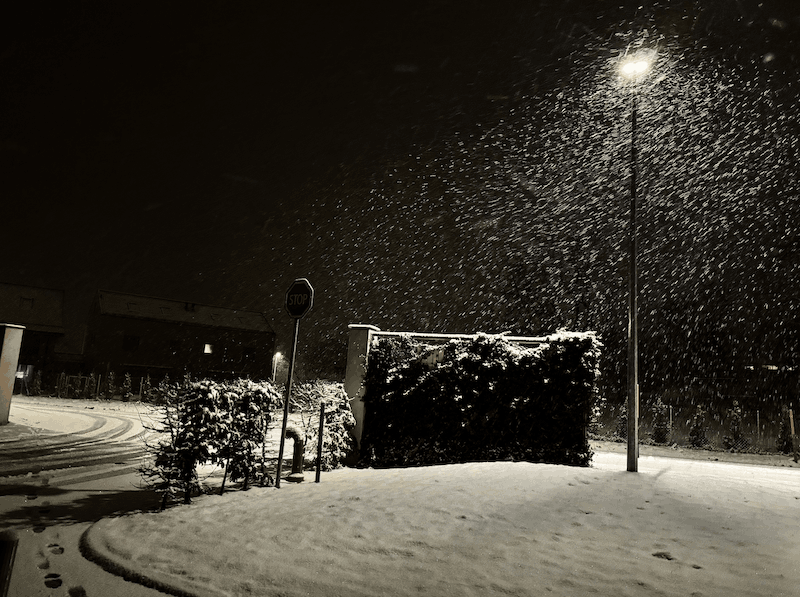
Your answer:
[260,410,268,487]
[316,402,325,483]
[756,409,760,445]
[285,426,305,483]
[790,408,798,463]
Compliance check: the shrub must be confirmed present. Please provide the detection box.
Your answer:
[67,375,81,398]
[775,406,793,454]
[722,400,747,451]
[615,402,628,440]
[31,370,42,397]
[141,374,152,402]
[122,373,133,402]
[217,380,281,491]
[650,398,671,445]
[688,405,710,448]
[140,378,281,507]
[292,380,356,471]
[141,380,224,507]
[83,373,96,399]
[103,371,116,400]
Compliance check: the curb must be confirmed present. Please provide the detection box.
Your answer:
[79,524,216,597]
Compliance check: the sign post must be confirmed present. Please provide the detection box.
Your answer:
[276,278,314,488]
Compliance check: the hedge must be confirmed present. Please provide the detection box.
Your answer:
[358,331,602,468]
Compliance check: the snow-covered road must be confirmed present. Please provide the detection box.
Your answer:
[0,396,158,485]
[594,450,800,497]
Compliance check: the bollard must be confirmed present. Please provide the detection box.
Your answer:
[316,403,325,483]
[285,426,305,483]
[0,530,18,597]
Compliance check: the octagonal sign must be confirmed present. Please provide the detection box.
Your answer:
[285,278,314,319]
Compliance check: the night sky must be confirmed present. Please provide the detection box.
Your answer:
[2,2,797,376]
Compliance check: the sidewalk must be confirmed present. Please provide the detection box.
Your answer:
[590,438,799,468]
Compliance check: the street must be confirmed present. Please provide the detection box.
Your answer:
[0,397,164,596]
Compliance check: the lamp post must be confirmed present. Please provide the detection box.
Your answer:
[620,56,650,473]
[272,352,282,383]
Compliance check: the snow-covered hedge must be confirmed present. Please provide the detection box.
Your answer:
[359,332,602,468]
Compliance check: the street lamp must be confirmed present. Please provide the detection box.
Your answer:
[620,54,650,472]
[272,352,282,383]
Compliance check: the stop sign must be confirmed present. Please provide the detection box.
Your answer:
[285,278,314,319]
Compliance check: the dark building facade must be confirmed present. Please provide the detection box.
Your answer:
[85,290,276,382]
[0,283,67,388]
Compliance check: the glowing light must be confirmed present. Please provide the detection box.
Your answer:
[620,59,650,78]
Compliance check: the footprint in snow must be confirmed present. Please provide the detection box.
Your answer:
[652,551,675,560]
[44,573,62,588]
[48,543,64,555]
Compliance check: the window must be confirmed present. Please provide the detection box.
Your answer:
[122,335,140,352]
[203,343,213,354]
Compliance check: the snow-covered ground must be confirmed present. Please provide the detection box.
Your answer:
[4,396,799,597]
[84,454,800,597]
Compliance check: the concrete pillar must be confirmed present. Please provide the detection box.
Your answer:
[0,324,25,425]
[344,324,380,449]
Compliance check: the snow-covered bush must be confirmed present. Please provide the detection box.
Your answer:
[216,380,281,491]
[292,380,356,471]
[775,406,793,454]
[83,373,96,399]
[140,373,152,402]
[722,400,747,451]
[122,373,133,402]
[360,332,602,468]
[688,405,710,448]
[143,380,222,507]
[650,398,671,445]
[31,370,42,397]
[103,371,116,400]
[141,378,281,508]
[615,402,628,440]
[67,375,81,398]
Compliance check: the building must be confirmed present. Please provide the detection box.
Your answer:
[0,283,67,389]
[84,290,276,383]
